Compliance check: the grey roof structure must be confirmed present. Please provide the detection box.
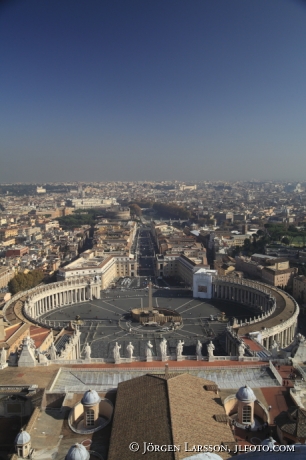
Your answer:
[65,443,90,460]
[81,389,101,406]
[15,430,31,445]
[236,385,256,402]
[51,366,279,393]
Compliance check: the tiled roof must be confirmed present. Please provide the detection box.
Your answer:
[167,374,234,459]
[4,323,22,340]
[108,373,235,460]
[30,326,50,348]
[275,407,306,439]
[107,374,174,460]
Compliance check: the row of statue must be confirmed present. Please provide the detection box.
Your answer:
[1,338,247,367]
[83,338,238,361]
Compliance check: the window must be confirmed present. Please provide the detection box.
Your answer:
[242,405,251,424]
[86,409,95,426]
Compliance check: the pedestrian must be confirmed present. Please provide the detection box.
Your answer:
[268,405,272,411]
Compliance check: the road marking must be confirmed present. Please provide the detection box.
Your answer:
[90,330,127,342]
[94,300,126,312]
[85,302,124,315]
[182,302,204,314]
[175,299,194,311]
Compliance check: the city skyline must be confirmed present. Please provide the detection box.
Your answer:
[1,0,306,183]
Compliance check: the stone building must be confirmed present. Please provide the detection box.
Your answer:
[293,275,306,302]
[0,266,15,289]
[235,254,297,288]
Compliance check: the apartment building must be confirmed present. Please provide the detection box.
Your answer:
[57,252,137,289]
[155,253,204,286]
[0,266,15,289]
[293,275,306,302]
[235,254,297,288]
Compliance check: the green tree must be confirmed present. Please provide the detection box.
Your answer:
[152,202,191,219]
[129,204,142,216]
[8,270,45,295]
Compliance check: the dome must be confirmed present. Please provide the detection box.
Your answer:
[236,385,256,402]
[15,430,31,445]
[262,436,276,448]
[66,443,90,460]
[81,389,101,406]
[182,454,223,460]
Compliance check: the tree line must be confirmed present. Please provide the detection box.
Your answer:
[8,270,45,295]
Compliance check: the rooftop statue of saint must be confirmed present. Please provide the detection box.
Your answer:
[49,342,57,360]
[176,340,184,357]
[160,338,167,358]
[38,352,48,363]
[113,342,121,362]
[0,348,7,365]
[207,340,215,357]
[238,341,246,357]
[146,341,153,358]
[84,343,91,360]
[196,340,202,358]
[127,342,134,359]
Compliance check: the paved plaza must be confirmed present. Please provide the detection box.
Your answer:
[40,288,259,359]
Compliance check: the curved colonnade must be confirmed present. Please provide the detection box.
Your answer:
[3,277,101,329]
[3,276,299,358]
[212,277,299,355]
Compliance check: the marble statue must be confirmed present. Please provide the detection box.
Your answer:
[38,352,48,363]
[271,339,279,358]
[238,342,246,357]
[49,342,57,360]
[127,342,134,359]
[84,343,91,360]
[0,348,7,365]
[176,340,184,357]
[196,340,202,358]
[160,338,167,358]
[113,342,121,362]
[298,333,306,343]
[146,341,153,358]
[207,340,215,358]
[24,336,36,350]
[271,339,279,351]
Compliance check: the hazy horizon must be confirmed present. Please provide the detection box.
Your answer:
[1,0,306,183]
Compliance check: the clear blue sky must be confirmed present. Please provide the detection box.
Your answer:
[1,0,306,183]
